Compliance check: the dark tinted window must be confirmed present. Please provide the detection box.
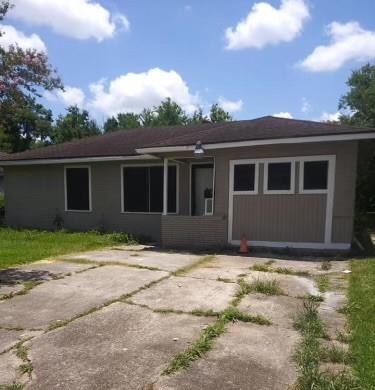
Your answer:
[66,168,90,211]
[123,166,177,213]
[123,167,149,212]
[233,164,255,192]
[303,161,328,190]
[267,162,291,191]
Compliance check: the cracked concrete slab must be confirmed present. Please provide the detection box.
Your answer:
[244,270,319,297]
[0,350,23,386]
[155,322,300,390]
[0,283,24,298]
[131,276,237,312]
[61,249,201,272]
[238,293,303,328]
[319,291,348,339]
[0,266,168,329]
[28,302,213,390]
[0,329,24,353]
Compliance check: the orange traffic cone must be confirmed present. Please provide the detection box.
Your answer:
[239,234,249,254]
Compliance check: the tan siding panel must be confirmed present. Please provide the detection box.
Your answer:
[232,194,326,242]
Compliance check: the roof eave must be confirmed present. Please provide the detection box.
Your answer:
[0,154,159,166]
[136,132,375,154]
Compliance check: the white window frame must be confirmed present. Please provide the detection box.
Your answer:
[228,155,337,248]
[229,160,259,195]
[263,158,296,195]
[64,165,92,213]
[299,156,330,194]
[120,163,179,214]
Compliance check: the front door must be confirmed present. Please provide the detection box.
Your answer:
[191,164,214,216]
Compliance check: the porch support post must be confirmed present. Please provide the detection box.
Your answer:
[163,157,168,215]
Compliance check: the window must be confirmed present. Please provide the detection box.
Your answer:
[122,165,177,213]
[265,161,294,193]
[302,161,328,191]
[233,164,256,192]
[65,167,91,211]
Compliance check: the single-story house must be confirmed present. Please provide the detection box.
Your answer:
[0,152,7,193]
[1,116,375,251]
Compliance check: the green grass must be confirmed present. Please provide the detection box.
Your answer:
[315,275,331,293]
[347,259,375,388]
[172,255,216,276]
[0,228,136,268]
[251,263,310,277]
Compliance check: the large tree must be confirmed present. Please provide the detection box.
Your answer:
[52,106,101,144]
[339,63,375,215]
[0,1,63,152]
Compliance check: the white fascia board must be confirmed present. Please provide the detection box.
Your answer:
[136,132,375,154]
[0,154,159,166]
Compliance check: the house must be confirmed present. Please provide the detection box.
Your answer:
[1,116,375,251]
[0,152,7,193]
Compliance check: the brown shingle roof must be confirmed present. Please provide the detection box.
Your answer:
[0,116,374,162]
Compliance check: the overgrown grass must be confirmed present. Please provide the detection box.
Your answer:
[0,228,136,268]
[315,275,330,293]
[347,259,375,388]
[293,300,360,389]
[251,263,310,277]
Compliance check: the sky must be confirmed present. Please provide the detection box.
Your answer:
[1,0,375,125]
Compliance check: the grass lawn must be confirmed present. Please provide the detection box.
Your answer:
[348,259,375,388]
[0,227,135,269]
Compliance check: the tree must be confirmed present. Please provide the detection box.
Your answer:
[103,113,141,133]
[209,104,232,123]
[52,106,101,144]
[339,64,375,215]
[0,1,63,151]
[339,64,375,128]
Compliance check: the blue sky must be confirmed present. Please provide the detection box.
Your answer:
[1,0,375,124]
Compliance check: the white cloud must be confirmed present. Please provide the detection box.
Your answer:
[87,68,199,116]
[0,24,46,51]
[225,0,309,50]
[45,86,86,107]
[320,111,341,122]
[9,0,130,41]
[301,97,311,113]
[218,97,243,113]
[273,112,293,119]
[300,21,375,72]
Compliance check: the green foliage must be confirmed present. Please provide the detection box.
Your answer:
[52,106,101,144]
[103,113,141,133]
[347,259,375,388]
[209,103,233,123]
[315,275,330,293]
[0,228,137,268]
[0,2,63,152]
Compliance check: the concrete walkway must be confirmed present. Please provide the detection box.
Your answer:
[0,247,351,389]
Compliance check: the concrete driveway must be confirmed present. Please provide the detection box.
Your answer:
[0,247,350,389]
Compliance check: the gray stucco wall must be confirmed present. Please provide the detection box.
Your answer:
[4,140,358,247]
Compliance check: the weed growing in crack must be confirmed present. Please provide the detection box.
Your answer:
[163,305,270,375]
[251,263,310,277]
[172,255,216,276]
[320,344,351,364]
[216,277,233,283]
[320,261,332,271]
[315,275,330,293]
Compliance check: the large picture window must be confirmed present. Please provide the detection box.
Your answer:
[65,167,91,211]
[122,165,177,213]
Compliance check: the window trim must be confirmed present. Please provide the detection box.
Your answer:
[299,157,330,194]
[64,165,92,213]
[120,163,179,214]
[230,160,259,195]
[263,158,296,195]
